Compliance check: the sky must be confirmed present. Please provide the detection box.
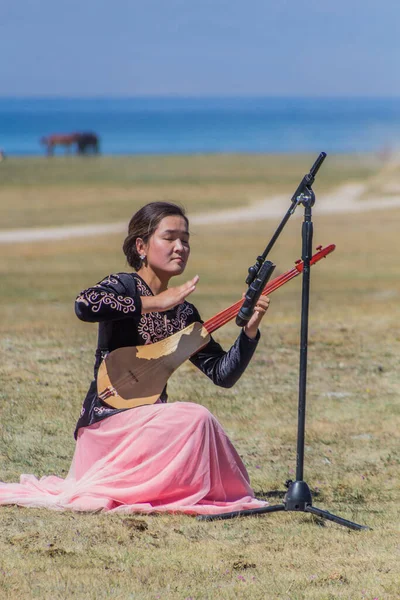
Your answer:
[1,0,399,97]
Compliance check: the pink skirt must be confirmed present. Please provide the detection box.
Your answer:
[0,402,266,515]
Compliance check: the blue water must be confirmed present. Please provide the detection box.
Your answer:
[1,97,400,156]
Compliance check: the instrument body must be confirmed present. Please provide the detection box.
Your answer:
[97,322,210,409]
[97,244,335,410]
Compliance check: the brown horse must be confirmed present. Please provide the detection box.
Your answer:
[40,133,80,156]
[40,132,100,156]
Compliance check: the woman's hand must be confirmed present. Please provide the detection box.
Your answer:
[141,276,199,313]
[243,296,270,339]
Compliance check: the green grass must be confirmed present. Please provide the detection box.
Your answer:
[0,155,399,599]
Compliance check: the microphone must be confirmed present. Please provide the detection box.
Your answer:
[236,260,275,327]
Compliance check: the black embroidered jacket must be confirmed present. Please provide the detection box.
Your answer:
[74,272,259,438]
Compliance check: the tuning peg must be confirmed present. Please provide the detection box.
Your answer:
[316,245,322,251]
[295,259,302,264]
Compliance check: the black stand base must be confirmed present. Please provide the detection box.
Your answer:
[197,480,370,531]
[199,155,371,533]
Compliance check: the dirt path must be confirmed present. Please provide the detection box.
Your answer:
[2,158,400,244]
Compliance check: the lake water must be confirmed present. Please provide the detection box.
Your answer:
[1,96,399,156]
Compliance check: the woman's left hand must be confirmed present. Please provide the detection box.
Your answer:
[243,296,270,339]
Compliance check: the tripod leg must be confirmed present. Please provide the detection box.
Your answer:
[305,505,370,531]
[196,504,285,521]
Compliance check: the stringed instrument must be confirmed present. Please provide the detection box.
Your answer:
[97,244,335,409]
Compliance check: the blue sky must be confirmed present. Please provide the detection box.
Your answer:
[1,0,399,96]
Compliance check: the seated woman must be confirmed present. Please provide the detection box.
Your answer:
[0,202,269,515]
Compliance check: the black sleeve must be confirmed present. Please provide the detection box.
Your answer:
[75,273,142,323]
[189,306,260,388]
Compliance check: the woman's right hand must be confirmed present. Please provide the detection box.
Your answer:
[141,275,199,313]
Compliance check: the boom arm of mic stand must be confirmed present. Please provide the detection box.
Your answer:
[289,151,326,213]
[245,152,327,287]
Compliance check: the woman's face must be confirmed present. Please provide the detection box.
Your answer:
[139,215,190,278]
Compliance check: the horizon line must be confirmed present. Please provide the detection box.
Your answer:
[1,94,400,100]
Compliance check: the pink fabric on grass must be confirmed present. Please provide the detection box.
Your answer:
[0,402,266,515]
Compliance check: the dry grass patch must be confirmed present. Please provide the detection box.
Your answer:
[0,156,399,599]
[0,154,380,229]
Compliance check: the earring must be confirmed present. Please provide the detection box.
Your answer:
[140,254,146,261]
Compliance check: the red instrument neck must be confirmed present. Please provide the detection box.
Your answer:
[203,244,335,335]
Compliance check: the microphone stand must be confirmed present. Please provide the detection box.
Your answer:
[198,153,369,531]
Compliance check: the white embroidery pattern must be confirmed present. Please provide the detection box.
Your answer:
[134,274,195,344]
[79,290,136,314]
[76,274,136,314]
[93,405,115,416]
[170,303,195,330]
[135,276,152,297]
[138,311,171,344]
[98,275,120,287]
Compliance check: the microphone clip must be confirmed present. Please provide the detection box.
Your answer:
[246,255,264,286]
[236,260,276,328]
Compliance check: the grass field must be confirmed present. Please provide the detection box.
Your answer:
[0,155,399,599]
[0,153,379,230]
